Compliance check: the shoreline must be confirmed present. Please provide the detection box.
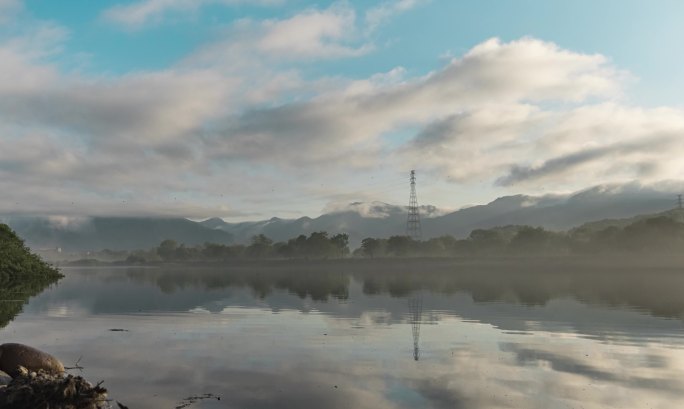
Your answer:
[56,254,684,271]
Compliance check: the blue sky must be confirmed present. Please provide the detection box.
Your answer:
[2,0,684,220]
[22,0,684,104]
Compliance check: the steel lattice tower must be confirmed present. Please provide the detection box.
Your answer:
[406,170,422,240]
[408,295,423,361]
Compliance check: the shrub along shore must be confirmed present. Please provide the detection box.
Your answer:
[0,224,62,281]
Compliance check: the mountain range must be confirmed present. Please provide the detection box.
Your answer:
[202,183,680,247]
[3,182,681,251]
[3,217,233,252]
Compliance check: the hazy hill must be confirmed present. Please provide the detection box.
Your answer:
[4,217,234,251]
[422,184,677,238]
[572,208,684,235]
[205,183,679,247]
[201,208,408,246]
[3,182,680,251]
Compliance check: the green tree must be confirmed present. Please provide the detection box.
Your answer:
[175,244,191,261]
[304,232,335,258]
[247,234,273,258]
[619,216,684,253]
[157,239,179,261]
[331,233,350,257]
[225,244,246,258]
[387,235,415,256]
[579,226,621,253]
[288,235,308,258]
[469,229,506,255]
[422,236,456,256]
[126,253,147,264]
[436,235,458,253]
[202,243,227,260]
[361,238,381,258]
[0,224,61,280]
[508,227,551,253]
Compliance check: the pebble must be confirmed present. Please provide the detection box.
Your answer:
[0,370,11,387]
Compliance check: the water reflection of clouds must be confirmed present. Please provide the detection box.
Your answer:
[6,307,684,408]
[46,305,73,318]
[5,267,684,407]
[410,327,684,409]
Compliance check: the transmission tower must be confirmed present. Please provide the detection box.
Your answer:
[406,170,422,240]
[408,294,423,361]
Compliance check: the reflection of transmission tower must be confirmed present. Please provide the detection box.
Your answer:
[408,294,423,361]
[406,170,422,240]
[678,194,683,210]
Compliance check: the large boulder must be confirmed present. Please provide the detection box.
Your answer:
[0,344,64,377]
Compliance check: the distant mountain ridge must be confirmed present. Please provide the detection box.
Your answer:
[3,217,233,251]
[572,208,684,234]
[204,183,681,247]
[3,182,681,251]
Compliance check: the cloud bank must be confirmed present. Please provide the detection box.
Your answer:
[2,2,684,219]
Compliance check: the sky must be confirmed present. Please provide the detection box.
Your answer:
[1,0,684,220]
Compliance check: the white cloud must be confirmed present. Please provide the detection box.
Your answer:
[406,103,684,191]
[449,37,623,103]
[205,37,623,167]
[0,32,244,217]
[2,14,683,219]
[102,0,283,29]
[365,0,425,31]
[200,36,684,206]
[257,4,371,59]
[187,3,372,67]
[499,105,684,186]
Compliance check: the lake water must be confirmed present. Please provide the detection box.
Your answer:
[3,260,684,408]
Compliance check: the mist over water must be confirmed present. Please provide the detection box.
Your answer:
[3,261,684,408]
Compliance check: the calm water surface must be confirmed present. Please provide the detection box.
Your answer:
[3,261,684,408]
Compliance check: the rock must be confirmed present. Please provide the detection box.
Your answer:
[0,368,108,409]
[0,370,11,386]
[0,343,64,377]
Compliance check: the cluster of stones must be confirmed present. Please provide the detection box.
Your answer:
[0,343,108,409]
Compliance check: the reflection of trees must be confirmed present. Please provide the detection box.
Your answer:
[246,274,273,299]
[122,260,684,320]
[130,266,351,302]
[0,277,60,329]
[362,277,382,295]
[356,263,684,320]
[386,277,415,298]
[273,272,349,301]
[357,263,684,320]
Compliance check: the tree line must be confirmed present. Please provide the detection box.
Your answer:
[358,216,684,257]
[125,231,351,263]
[115,214,684,263]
